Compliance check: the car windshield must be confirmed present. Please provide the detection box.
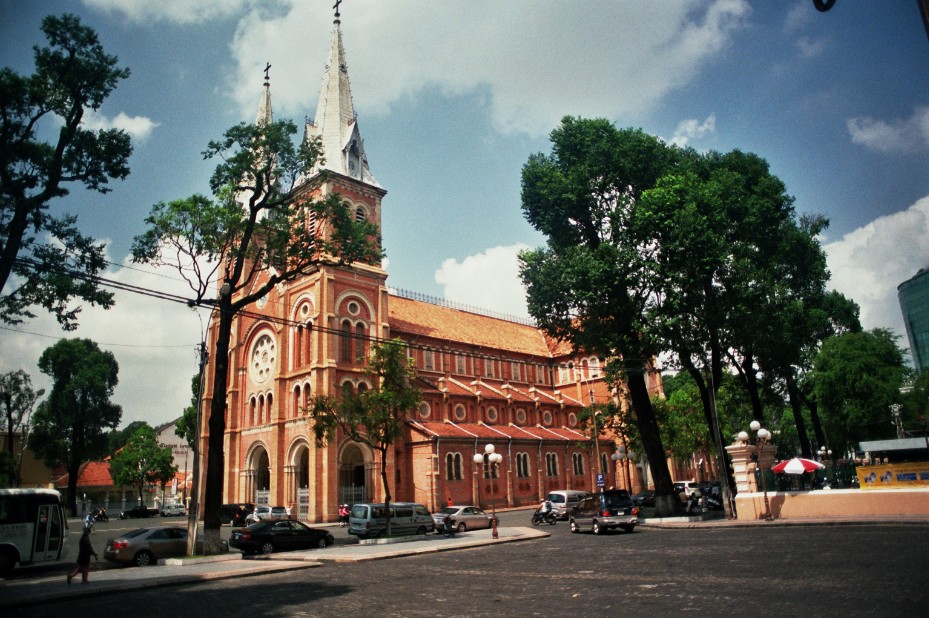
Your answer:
[437,507,457,515]
[123,528,150,539]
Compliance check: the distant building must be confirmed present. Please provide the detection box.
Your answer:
[898,268,929,372]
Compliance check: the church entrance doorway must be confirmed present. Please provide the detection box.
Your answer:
[340,443,368,506]
[249,447,271,506]
[293,444,310,521]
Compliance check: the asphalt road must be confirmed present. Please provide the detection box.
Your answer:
[17,517,929,617]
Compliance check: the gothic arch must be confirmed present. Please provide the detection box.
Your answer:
[338,440,373,506]
[334,290,375,321]
[244,441,272,505]
[287,438,312,521]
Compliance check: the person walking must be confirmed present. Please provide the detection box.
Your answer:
[67,526,98,585]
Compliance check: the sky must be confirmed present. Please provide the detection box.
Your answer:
[1,0,928,430]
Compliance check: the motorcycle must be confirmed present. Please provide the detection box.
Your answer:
[684,491,702,515]
[531,509,557,526]
[438,517,456,537]
[93,508,109,522]
[705,491,723,512]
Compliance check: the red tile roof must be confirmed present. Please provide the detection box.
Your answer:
[54,461,114,489]
[409,420,589,443]
[388,295,553,357]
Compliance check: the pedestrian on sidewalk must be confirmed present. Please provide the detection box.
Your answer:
[67,526,98,585]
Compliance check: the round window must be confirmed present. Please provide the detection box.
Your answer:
[348,301,360,315]
[454,404,466,421]
[249,333,276,384]
[300,303,310,317]
[486,407,498,423]
[419,402,430,419]
[516,408,526,424]
[542,410,553,425]
[568,412,577,427]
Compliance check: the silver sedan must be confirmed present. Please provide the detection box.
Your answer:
[431,505,496,533]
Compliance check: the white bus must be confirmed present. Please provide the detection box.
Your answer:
[0,488,70,578]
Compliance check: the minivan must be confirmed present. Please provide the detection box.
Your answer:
[569,489,639,535]
[545,490,591,520]
[348,502,435,539]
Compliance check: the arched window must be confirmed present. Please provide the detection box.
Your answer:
[341,381,354,399]
[293,385,302,418]
[340,320,352,363]
[572,453,585,476]
[355,206,366,222]
[258,394,265,425]
[266,393,273,423]
[249,397,257,426]
[445,453,462,480]
[355,322,367,361]
[516,452,530,478]
[546,452,559,477]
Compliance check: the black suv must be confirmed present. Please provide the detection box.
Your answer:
[569,489,639,535]
[219,503,255,526]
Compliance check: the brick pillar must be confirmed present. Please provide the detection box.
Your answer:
[726,440,777,492]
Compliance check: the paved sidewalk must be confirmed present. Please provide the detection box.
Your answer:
[0,526,548,608]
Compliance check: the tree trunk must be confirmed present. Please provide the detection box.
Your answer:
[381,445,391,537]
[626,371,675,516]
[786,373,813,458]
[202,301,233,554]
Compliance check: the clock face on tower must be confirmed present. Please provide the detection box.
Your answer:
[249,333,276,383]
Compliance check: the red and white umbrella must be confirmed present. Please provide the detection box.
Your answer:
[771,457,825,474]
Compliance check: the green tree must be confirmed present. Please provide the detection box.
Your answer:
[901,369,929,439]
[0,14,132,329]
[519,117,681,515]
[106,419,148,454]
[812,328,908,454]
[0,370,42,487]
[28,338,121,514]
[174,374,199,449]
[109,424,176,506]
[310,339,421,536]
[132,118,380,553]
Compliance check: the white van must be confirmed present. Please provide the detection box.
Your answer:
[545,490,592,520]
[348,502,434,539]
[160,502,186,517]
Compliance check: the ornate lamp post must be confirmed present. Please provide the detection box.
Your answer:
[473,444,502,538]
[738,421,773,522]
[611,445,635,491]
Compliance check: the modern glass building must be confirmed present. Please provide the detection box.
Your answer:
[898,268,929,372]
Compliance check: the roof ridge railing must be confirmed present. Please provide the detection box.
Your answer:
[390,287,537,327]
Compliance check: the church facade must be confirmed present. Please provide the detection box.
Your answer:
[200,16,662,523]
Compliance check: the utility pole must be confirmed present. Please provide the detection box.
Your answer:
[187,342,208,556]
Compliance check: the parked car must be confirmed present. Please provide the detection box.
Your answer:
[544,490,591,520]
[633,490,655,508]
[569,489,639,535]
[673,481,702,498]
[119,505,158,519]
[219,503,255,526]
[230,520,334,555]
[245,505,290,524]
[348,502,434,538]
[103,526,228,566]
[430,505,496,533]
[160,503,186,517]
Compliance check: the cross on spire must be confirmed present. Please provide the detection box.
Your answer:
[333,0,342,19]
[263,62,271,82]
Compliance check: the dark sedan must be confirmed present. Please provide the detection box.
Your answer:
[120,505,158,519]
[230,520,334,555]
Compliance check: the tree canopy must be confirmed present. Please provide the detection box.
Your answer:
[0,13,132,329]
[109,424,176,506]
[0,370,42,487]
[28,338,121,513]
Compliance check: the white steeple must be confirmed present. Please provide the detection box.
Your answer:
[303,15,379,187]
[256,63,273,126]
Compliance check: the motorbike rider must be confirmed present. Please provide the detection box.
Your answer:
[538,499,554,520]
[441,514,455,534]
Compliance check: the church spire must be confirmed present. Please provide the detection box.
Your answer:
[305,11,379,187]
[255,62,273,126]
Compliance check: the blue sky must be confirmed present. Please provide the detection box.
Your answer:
[2,0,928,428]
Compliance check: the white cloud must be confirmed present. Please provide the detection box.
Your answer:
[434,244,531,319]
[824,195,929,346]
[0,257,205,429]
[82,109,160,141]
[847,106,929,154]
[669,114,717,147]
[227,0,750,138]
[81,0,250,24]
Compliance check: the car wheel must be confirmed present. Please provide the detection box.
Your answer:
[592,520,603,535]
[260,542,274,554]
[570,519,580,533]
[134,551,155,567]
[457,523,467,533]
[416,526,427,535]
[621,524,635,533]
[317,537,328,549]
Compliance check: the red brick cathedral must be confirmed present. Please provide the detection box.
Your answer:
[201,15,662,523]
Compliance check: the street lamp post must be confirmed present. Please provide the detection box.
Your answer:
[611,446,635,491]
[473,444,502,539]
[738,421,773,522]
[818,445,833,488]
